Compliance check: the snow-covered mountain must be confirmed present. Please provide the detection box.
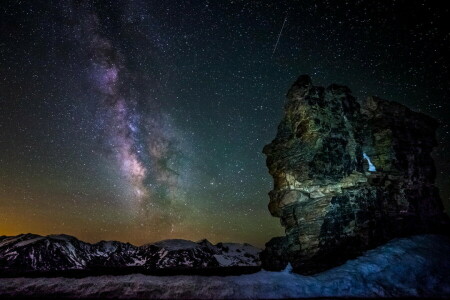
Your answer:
[0,234,261,276]
[0,234,94,272]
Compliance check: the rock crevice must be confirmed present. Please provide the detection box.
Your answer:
[261,75,449,274]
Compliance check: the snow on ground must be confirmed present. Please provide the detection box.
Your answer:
[0,235,449,299]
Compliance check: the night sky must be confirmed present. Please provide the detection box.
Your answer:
[1,0,449,247]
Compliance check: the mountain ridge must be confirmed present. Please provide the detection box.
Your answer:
[0,233,261,277]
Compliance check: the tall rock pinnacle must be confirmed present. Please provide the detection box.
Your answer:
[261,75,449,274]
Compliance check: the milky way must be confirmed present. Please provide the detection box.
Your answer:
[76,4,191,232]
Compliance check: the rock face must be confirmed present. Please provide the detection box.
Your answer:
[261,75,449,274]
[0,234,261,276]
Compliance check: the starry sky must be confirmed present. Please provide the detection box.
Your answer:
[0,0,449,247]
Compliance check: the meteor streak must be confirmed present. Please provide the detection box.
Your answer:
[272,15,287,57]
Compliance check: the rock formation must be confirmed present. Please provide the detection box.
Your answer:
[261,75,449,274]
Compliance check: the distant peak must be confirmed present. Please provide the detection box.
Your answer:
[196,238,213,245]
[149,239,199,251]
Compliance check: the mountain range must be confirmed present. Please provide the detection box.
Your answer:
[0,233,261,276]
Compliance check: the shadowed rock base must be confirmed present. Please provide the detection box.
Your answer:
[261,75,449,274]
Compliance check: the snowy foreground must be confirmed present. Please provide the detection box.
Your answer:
[1,235,449,299]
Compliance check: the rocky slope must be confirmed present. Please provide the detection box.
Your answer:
[0,234,260,276]
[261,75,449,274]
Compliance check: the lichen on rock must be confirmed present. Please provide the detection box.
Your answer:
[261,75,449,274]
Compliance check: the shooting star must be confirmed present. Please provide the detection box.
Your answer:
[272,15,287,57]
